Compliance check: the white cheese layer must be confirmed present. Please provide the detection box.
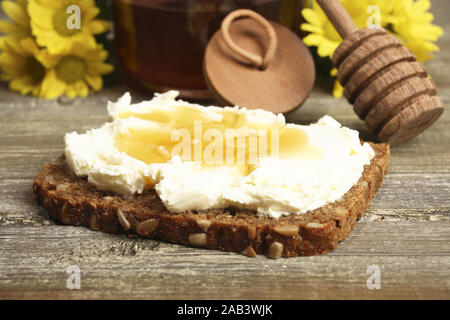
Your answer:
[65,91,374,218]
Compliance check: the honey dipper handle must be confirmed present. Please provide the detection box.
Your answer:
[316,0,358,39]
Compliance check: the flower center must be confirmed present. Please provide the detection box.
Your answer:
[25,57,46,84]
[56,56,86,84]
[52,8,80,37]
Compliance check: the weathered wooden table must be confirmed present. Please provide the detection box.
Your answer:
[1,2,449,300]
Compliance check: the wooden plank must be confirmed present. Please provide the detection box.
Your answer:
[0,222,449,299]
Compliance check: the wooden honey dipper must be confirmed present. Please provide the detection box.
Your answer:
[316,0,444,146]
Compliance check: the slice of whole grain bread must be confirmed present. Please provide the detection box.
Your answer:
[33,143,389,258]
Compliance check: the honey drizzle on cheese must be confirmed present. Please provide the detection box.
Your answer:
[114,104,322,178]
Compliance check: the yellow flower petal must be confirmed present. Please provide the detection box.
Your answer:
[10,76,33,95]
[36,0,61,9]
[302,33,325,47]
[300,23,324,34]
[65,84,78,99]
[301,8,324,26]
[413,0,431,13]
[411,24,444,41]
[80,0,96,8]
[3,38,26,55]
[40,70,66,99]
[330,68,338,77]
[2,0,29,27]
[16,0,28,10]
[0,20,23,36]
[390,0,443,63]
[89,62,114,76]
[332,80,344,99]
[74,80,89,97]
[19,37,39,55]
[31,84,42,97]
[86,20,110,34]
[317,39,338,58]
[28,1,53,27]
[84,6,100,21]
[0,36,6,49]
[85,74,103,91]
[36,51,60,69]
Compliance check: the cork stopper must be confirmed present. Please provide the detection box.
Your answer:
[203,9,315,114]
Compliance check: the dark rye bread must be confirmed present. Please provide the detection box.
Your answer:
[33,143,389,258]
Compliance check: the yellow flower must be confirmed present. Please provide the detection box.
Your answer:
[301,0,397,58]
[344,0,398,28]
[0,0,113,99]
[301,1,343,58]
[0,37,53,97]
[39,44,114,99]
[302,0,368,58]
[390,0,443,62]
[28,0,110,54]
[0,0,32,48]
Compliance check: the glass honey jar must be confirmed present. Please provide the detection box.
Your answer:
[113,0,305,99]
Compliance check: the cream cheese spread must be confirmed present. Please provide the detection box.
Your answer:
[65,91,374,218]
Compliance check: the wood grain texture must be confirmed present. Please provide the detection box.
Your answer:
[332,28,387,67]
[334,28,443,145]
[0,222,449,299]
[338,33,402,85]
[344,46,416,103]
[353,61,427,118]
[365,77,436,132]
[379,95,444,145]
[0,0,449,300]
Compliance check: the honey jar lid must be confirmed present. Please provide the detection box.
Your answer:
[203,9,315,114]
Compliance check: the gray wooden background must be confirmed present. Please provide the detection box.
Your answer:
[0,1,449,299]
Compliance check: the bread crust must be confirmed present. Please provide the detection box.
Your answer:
[33,143,390,258]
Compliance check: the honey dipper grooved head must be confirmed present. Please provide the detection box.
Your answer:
[332,27,444,145]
